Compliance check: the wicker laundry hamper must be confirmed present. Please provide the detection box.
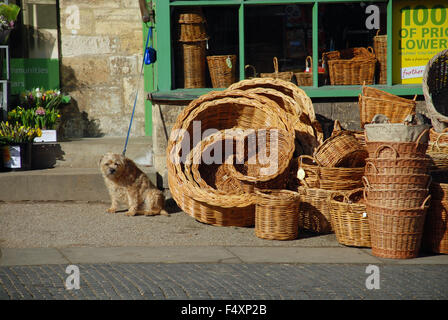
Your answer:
[366,196,431,259]
[297,186,333,234]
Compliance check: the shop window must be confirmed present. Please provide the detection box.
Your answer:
[245,4,313,81]
[171,6,239,89]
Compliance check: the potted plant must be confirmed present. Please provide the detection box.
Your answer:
[0,121,41,170]
[0,3,20,44]
[14,88,70,142]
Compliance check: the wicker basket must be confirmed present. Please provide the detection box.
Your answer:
[313,130,368,167]
[363,174,431,190]
[429,128,448,145]
[364,186,430,208]
[207,55,237,88]
[226,128,295,193]
[323,47,376,85]
[428,152,448,171]
[365,158,430,176]
[177,7,207,24]
[260,57,294,82]
[181,40,207,88]
[294,56,325,87]
[297,155,364,190]
[359,93,417,129]
[367,197,430,259]
[297,186,333,234]
[177,23,208,42]
[373,30,387,84]
[255,189,301,240]
[422,48,448,132]
[365,131,429,159]
[423,199,448,254]
[329,188,370,247]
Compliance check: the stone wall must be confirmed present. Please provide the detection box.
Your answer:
[58,0,145,138]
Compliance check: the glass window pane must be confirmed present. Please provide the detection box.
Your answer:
[171,6,239,89]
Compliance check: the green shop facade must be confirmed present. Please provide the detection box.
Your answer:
[5,1,447,141]
[146,0,447,173]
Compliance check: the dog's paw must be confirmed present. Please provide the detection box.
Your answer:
[125,210,137,216]
[106,207,117,214]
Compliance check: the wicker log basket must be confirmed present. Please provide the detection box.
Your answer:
[260,57,294,82]
[255,189,301,240]
[359,86,417,128]
[422,48,448,132]
[329,188,370,248]
[323,47,376,85]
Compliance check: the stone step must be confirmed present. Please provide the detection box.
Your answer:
[0,167,160,202]
[32,136,153,169]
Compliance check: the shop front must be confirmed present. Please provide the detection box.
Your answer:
[147,0,448,173]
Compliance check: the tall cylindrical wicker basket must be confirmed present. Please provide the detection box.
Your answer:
[181,40,207,88]
[374,30,387,84]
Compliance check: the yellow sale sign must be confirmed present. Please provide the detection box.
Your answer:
[393,0,448,84]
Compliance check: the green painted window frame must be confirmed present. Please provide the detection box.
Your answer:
[148,0,423,100]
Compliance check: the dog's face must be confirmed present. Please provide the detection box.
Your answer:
[99,153,126,179]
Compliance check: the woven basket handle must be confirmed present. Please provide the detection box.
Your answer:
[374,145,399,159]
[333,119,343,133]
[415,128,429,145]
[365,161,378,174]
[376,29,380,36]
[367,46,374,55]
[273,57,279,73]
[245,64,257,78]
[434,131,448,150]
[305,56,312,71]
[329,190,349,203]
[362,176,371,189]
[347,187,364,202]
[412,94,417,101]
[363,185,369,202]
[420,194,431,209]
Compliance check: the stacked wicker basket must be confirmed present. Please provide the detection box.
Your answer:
[167,77,323,241]
[363,128,432,259]
[176,8,209,88]
[295,129,368,236]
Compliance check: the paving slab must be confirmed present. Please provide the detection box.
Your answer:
[0,248,69,266]
[59,246,237,264]
[226,246,383,264]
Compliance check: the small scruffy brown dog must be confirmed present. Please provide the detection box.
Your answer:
[100,152,168,216]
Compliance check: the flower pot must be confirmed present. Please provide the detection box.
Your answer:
[2,143,32,171]
[34,130,57,143]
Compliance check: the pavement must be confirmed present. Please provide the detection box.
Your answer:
[0,138,447,301]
